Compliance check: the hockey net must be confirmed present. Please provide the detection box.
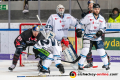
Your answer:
[19,23,80,67]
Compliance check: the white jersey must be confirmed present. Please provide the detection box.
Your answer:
[79,13,106,41]
[34,39,59,49]
[45,14,80,40]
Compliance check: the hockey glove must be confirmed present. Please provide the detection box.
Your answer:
[96,30,103,37]
[76,29,82,38]
[81,12,86,18]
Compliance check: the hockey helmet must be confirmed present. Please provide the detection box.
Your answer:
[56,4,65,15]
[93,4,100,8]
[88,0,95,5]
[32,25,40,32]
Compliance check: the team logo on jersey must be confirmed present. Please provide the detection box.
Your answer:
[67,17,71,19]
[62,25,65,27]
[99,20,103,22]
[94,26,97,29]
[92,21,94,24]
[90,19,93,21]
[55,18,58,20]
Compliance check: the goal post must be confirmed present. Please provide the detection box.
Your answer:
[19,23,78,67]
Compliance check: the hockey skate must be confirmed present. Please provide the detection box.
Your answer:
[78,65,84,70]
[38,67,50,75]
[8,64,16,71]
[102,56,110,68]
[57,64,65,74]
[84,62,93,68]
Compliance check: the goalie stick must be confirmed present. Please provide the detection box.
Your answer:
[61,56,81,64]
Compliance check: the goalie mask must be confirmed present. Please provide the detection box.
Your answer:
[56,4,65,16]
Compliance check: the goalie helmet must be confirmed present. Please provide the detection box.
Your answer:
[61,38,69,47]
[32,25,40,32]
[56,4,65,15]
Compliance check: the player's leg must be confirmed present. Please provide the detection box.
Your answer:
[33,47,52,75]
[8,48,23,71]
[53,45,65,74]
[101,34,110,68]
[84,46,93,68]
[8,38,26,71]
[78,39,90,70]
[95,40,110,70]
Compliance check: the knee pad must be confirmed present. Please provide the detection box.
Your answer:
[15,48,23,55]
[81,48,89,58]
[54,55,61,64]
[46,54,54,61]
[97,49,107,58]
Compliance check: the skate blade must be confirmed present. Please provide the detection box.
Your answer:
[78,68,109,73]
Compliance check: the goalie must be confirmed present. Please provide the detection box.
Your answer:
[42,4,81,69]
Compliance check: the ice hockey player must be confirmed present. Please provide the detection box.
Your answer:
[77,4,110,70]
[81,0,110,68]
[33,38,66,75]
[81,0,95,18]
[8,25,45,71]
[37,4,81,69]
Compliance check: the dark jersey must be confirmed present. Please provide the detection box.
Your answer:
[14,29,45,47]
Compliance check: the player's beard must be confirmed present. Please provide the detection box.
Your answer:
[93,12,99,16]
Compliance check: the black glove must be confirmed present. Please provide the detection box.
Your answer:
[96,30,103,37]
[81,12,86,18]
[76,29,82,38]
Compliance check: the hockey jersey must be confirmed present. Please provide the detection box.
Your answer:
[79,13,106,41]
[45,14,80,40]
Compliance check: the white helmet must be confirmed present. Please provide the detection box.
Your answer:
[56,4,65,15]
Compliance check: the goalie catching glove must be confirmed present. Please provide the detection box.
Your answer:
[96,30,103,37]
[33,47,51,60]
[76,29,82,38]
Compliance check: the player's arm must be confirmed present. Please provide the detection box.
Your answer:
[96,18,106,37]
[45,15,53,34]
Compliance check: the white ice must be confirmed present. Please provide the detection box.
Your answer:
[0,60,120,80]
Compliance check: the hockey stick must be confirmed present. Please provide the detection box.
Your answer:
[61,56,81,64]
[36,15,47,38]
[85,31,120,35]
[76,0,84,13]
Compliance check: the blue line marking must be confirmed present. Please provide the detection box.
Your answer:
[17,76,25,77]
[0,29,120,31]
